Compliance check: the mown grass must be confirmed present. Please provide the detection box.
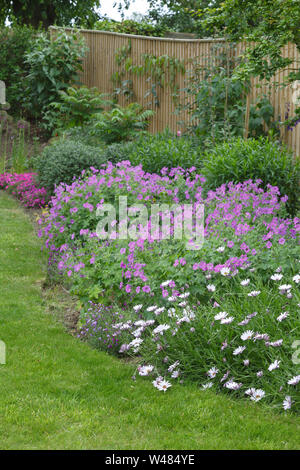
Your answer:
[0,191,299,450]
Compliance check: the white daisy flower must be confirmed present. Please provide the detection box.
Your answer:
[268,360,280,371]
[243,359,250,366]
[292,274,300,284]
[233,346,246,355]
[214,311,228,321]
[240,279,250,286]
[152,376,164,388]
[276,312,289,322]
[270,273,283,281]
[224,381,242,390]
[207,366,219,378]
[160,280,172,287]
[128,337,143,352]
[153,324,170,335]
[168,361,180,372]
[207,284,216,292]
[220,267,230,276]
[278,284,292,292]
[157,380,172,392]
[179,292,190,298]
[283,396,292,410]
[202,382,213,389]
[217,246,225,252]
[138,365,154,376]
[146,305,158,312]
[250,389,265,402]
[154,307,165,315]
[287,375,300,386]
[241,330,254,341]
[220,316,234,324]
[171,370,180,378]
[247,290,261,297]
[133,304,143,312]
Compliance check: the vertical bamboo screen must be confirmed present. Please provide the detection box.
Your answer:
[50,27,300,156]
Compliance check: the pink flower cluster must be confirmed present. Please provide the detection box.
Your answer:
[0,173,47,208]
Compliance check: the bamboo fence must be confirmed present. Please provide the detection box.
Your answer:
[50,26,300,156]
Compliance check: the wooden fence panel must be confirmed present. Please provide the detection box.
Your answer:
[50,27,300,156]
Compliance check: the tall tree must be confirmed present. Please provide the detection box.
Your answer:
[0,0,101,29]
[200,0,300,80]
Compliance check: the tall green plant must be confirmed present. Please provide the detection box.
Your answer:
[42,86,112,134]
[24,30,88,120]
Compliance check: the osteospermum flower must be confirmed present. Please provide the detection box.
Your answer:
[270,273,283,281]
[202,382,213,390]
[278,284,292,292]
[247,290,261,297]
[168,361,180,372]
[133,304,143,312]
[277,312,289,322]
[138,365,154,376]
[241,330,254,341]
[292,274,300,284]
[207,284,216,292]
[220,267,230,276]
[287,375,300,386]
[207,367,219,378]
[246,388,265,402]
[240,279,250,286]
[283,396,292,410]
[146,305,158,312]
[233,346,246,355]
[268,360,280,371]
[153,324,170,335]
[152,376,164,388]
[220,316,234,324]
[214,311,228,321]
[224,381,242,390]
[157,380,172,392]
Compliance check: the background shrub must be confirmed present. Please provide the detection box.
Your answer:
[102,132,203,173]
[202,137,300,216]
[0,26,36,114]
[24,30,88,121]
[34,139,106,193]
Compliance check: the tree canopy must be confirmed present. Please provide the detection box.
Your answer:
[0,0,101,28]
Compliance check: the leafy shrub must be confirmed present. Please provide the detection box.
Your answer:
[0,26,36,114]
[94,19,167,37]
[43,86,112,134]
[101,132,203,173]
[24,30,88,120]
[34,139,106,193]
[91,103,154,144]
[203,137,300,216]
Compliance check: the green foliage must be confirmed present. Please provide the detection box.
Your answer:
[180,43,249,144]
[94,18,167,37]
[111,41,185,107]
[101,132,203,173]
[249,95,279,138]
[202,137,300,216]
[0,0,101,29]
[91,103,154,144]
[42,86,112,134]
[34,139,106,193]
[0,26,36,114]
[24,31,88,120]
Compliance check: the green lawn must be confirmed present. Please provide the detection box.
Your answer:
[0,191,299,450]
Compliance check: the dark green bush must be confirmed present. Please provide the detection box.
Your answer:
[0,26,36,114]
[203,137,300,216]
[35,139,106,193]
[101,132,203,174]
[24,31,88,120]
